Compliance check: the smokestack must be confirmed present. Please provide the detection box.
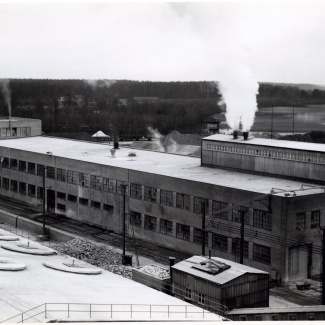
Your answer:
[114,135,119,149]
[243,131,249,140]
[233,130,239,139]
[209,250,211,259]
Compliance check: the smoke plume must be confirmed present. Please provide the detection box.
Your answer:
[0,79,11,118]
[85,79,117,89]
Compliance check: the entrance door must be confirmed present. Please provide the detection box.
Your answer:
[288,246,308,280]
[47,189,55,213]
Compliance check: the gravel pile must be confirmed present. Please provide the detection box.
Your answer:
[138,265,170,279]
[51,238,132,279]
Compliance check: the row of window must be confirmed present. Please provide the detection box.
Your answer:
[130,212,271,265]
[296,210,320,230]
[0,127,31,138]
[206,143,325,164]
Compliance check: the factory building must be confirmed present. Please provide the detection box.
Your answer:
[0,117,42,138]
[0,134,323,284]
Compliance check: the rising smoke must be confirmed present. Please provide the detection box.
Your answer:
[85,79,117,89]
[0,79,11,118]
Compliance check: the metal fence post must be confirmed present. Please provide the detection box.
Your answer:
[90,304,91,318]
[185,305,187,318]
[130,304,132,318]
[150,305,151,318]
[68,303,70,318]
[111,304,112,318]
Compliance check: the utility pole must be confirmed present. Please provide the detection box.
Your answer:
[201,200,206,256]
[271,106,274,139]
[292,101,295,135]
[121,183,127,257]
[239,207,248,264]
[42,166,46,234]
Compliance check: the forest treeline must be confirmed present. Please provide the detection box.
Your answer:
[0,79,324,135]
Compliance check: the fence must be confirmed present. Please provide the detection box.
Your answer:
[1,303,226,323]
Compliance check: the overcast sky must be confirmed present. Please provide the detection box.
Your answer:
[1,1,325,85]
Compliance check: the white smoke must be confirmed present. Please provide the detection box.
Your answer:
[85,79,117,89]
[0,79,11,118]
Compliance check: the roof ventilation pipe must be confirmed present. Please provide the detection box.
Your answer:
[243,132,249,140]
[233,130,239,139]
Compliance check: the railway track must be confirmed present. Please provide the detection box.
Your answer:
[270,287,321,306]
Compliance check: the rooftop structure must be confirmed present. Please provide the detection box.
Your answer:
[0,117,41,138]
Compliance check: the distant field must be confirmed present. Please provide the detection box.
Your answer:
[216,105,325,133]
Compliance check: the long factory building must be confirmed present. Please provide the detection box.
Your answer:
[0,133,324,283]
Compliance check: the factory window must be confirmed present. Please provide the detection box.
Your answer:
[10,159,18,170]
[296,212,306,231]
[67,170,78,184]
[2,178,9,190]
[37,164,45,176]
[116,181,127,196]
[253,209,272,230]
[90,175,102,190]
[176,223,190,241]
[19,182,26,195]
[57,168,66,182]
[130,183,142,200]
[79,172,89,187]
[176,193,190,211]
[193,228,208,246]
[47,166,55,179]
[198,293,205,305]
[144,215,157,231]
[57,191,66,200]
[28,162,36,175]
[130,211,142,227]
[57,203,66,211]
[103,204,114,214]
[253,243,271,265]
[212,234,228,252]
[212,200,228,220]
[19,160,26,172]
[311,210,320,229]
[194,197,208,214]
[28,184,36,197]
[2,157,9,168]
[160,219,173,236]
[103,178,115,193]
[160,189,173,207]
[37,186,43,199]
[232,207,249,225]
[11,180,17,192]
[144,186,157,202]
[1,129,6,137]
[67,194,77,203]
[185,288,192,300]
[79,197,89,206]
[22,127,31,136]
[232,238,249,259]
[91,200,101,209]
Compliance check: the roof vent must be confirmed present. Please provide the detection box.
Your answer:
[243,131,249,140]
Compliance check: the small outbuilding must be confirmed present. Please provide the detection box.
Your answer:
[91,130,110,142]
[171,256,269,311]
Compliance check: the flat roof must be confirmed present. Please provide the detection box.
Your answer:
[0,136,323,197]
[172,256,268,286]
[203,134,325,153]
[0,116,40,122]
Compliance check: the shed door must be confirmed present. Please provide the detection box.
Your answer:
[288,246,308,280]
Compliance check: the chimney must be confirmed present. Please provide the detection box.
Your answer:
[233,130,239,139]
[209,250,211,260]
[243,131,249,140]
[114,135,119,149]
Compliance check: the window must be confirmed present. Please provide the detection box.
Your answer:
[176,223,190,241]
[79,197,89,206]
[253,209,272,230]
[37,186,43,199]
[130,211,142,227]
[57,203,66,211]
[212,234,228,252]
[116,181,127,196]
[27,162,35,174]
[28,184,36,197]
[160,219,173,236]
[11,180,18,192]
[2,157,9,168]
[2,178,9,190]
[57,191,66,200]
[185,288,192,299]
[19,182,26,195]
[19,160,26,172]
[144,186,157,202]
[232,237,249,259]
[194,197,208,214]
[47,166,55,179]
[176,193,190,210]
[288,314,296,320]
[130,183,142,199]
[193,228,208,246]
[212,200,228,220]
[67,194,77,203]
[160,189,173,206]
[103,178,115,192]
[57,168,66,182]
[90,175,102,190]
[253,243,271,265]
[67,170,77,184]
[296,212,306,231]
[10,159,18,170]
[198,293,205,304]
[103,204,114,214]
[22,127,31,136]
[91,200,101,209]
[79,172,89,187]
[144,215,157,231]
[311,210,320,229]
[232,207,249,225]
[37,164,45,176]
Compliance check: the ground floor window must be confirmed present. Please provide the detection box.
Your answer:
[176,223,190,241]
[68,194,77,203]
[193,228,208,246]
[185,288,192,300]
[79,197,89,206]
[144,215,157,231]
[130,211,142,227]
[198,293,205,304]
[91,200,101,209]
[19,182,26,195]
[253,243,271,265]
[232,238,249,259]
[103,204,114,214]
[160,219,173,236]
[57,203,66,211]
[212,233,228,252]
[28,184,36,197]
[11,180,18,192]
